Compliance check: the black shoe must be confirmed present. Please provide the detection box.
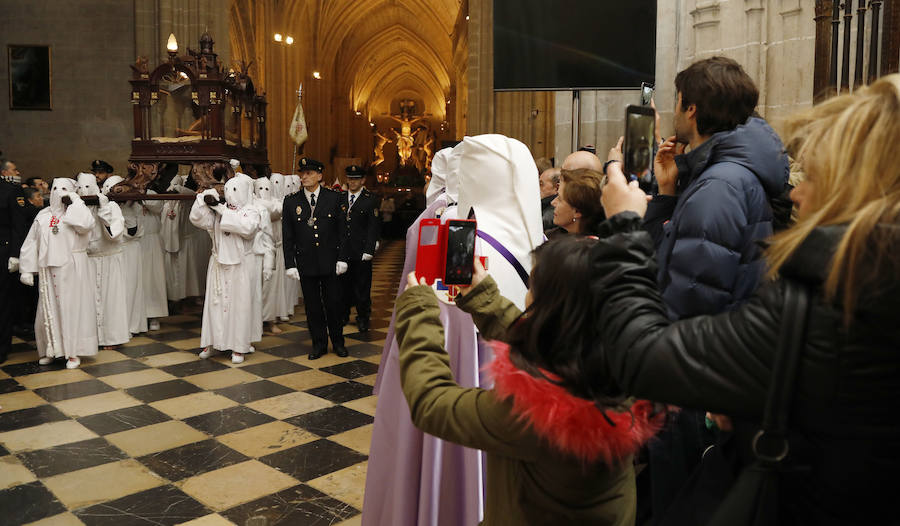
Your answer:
[357,319,369,332]
[308,348,326,360]
[335,346,348,358]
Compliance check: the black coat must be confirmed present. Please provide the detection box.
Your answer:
[342,189,380,260]
[0,180,27,260]
[588,212,900,526]
[282,188,347,277]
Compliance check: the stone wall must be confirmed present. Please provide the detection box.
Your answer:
[0,0,135,180]
[555,0,817,161]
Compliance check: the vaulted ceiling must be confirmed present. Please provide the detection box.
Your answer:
[284,0,458,119]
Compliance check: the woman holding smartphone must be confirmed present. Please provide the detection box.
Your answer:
[394,235,666,525]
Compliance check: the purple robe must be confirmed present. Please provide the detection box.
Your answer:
[363,196,491,526]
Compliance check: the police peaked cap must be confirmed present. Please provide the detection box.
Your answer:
[91,159,114,173]
[345,164,365,178]
[298,157,324,173]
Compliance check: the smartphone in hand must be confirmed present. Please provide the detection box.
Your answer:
[624,105,656,178]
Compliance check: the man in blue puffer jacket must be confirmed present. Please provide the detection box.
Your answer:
[638,56,789,523]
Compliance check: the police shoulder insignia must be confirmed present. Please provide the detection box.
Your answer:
[341,205,347,211]
[16,197,25,207]
[374,208,379,217]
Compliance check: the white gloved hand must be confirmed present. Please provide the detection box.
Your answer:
[361,253,373,261]
[20,272,34,286]
[263,269,273,281]
[336,261,348,275]
[65,192,83,206]
[286,268,300,281]
[8,257,19,273]
[97,193,109,208]
[375,241,380,252]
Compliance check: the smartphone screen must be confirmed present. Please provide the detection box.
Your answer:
[640,82,654,106]
[444,220,477,285]
[624,105,656,177]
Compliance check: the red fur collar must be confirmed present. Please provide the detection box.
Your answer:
[488,342,664,465]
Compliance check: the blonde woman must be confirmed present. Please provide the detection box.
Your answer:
[595,75,900,524]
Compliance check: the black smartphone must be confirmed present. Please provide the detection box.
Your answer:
[640,82,655,106]
[624,105,656,177]
[443,219,477,285]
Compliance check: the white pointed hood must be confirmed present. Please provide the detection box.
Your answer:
[101,176,124,196]
[49,178,77,215]
[456,134,544,310]
[270,173,285,200]
[76,172,100,197]
[254,177,273,201]
[427,148,453,206]
[225,173,254,208]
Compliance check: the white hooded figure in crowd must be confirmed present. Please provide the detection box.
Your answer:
[161,175,191,302]
[238,173,273,342]
[139,187,169,329]
[254,175,287,333]
[103,176,147,334]
[190,176,262,363]
[76,173,130,349]
[270,173,294,322]
[19,178,98,369]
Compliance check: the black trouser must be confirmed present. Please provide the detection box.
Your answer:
[300,274,344,352]
[342,260,372,323]
[0,249,13,359]
[14,275,38,333]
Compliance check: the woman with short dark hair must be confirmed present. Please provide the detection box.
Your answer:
[550,168,605,235]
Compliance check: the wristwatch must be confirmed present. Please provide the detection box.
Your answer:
[603,159,621,175]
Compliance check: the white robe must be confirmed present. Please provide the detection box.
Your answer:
[139,193,169,318]
[85,201,130,346]
[19,202,99,359]
[121,202,147,334]
[190,197,261,354]
[253,199,283,322]
[248,202,274,338]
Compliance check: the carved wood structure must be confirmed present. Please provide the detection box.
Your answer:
[119,32,268,195]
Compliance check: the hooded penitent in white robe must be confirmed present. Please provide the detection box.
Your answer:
[103,176,147,334]
[162,176,190,301]
[19,179,99,359]
[191,177,262,354]
[253,176,284,323]
[267,173,291,319]
[76,173,130,347]
[139,190,169,319]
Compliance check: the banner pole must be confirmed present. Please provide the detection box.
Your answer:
[291,83,302,173]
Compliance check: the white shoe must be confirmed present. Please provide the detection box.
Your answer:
[149,320,160,331]
[198,348,213,359]
[279,316,290,322]
[66,357,81,369]
[38,357,53,365]
[231,352,244,364]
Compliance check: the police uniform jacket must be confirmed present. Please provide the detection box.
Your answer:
[0,180,28,260]
[342,189,381,260]
[282,187,348,277]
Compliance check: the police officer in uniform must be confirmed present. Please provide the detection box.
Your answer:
[340,165,380,332]
[282,158,349,359]
[0,160,28,363]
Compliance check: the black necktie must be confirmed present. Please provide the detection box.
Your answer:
[350,194,356,207]
[309,193,316,206]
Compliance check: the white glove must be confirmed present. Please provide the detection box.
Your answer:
[375,241,380,252]
[336,261,348,275]
[97,193,109,207]
[286,268,300,280]
[20,272,34,286]
[8,257,19,273]
[362,253,373,261]
[66,192,83,205]
[263,269,273,281]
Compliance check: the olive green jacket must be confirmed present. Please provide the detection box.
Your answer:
[395,277,660,525]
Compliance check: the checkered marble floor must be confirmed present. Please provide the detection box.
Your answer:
[0,241,408,526]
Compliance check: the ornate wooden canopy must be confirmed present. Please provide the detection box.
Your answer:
[117,32,268,195]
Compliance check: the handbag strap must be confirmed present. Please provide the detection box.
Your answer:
[751,279,811,464]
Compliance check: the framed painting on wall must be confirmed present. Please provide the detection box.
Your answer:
[8,45,52,110]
